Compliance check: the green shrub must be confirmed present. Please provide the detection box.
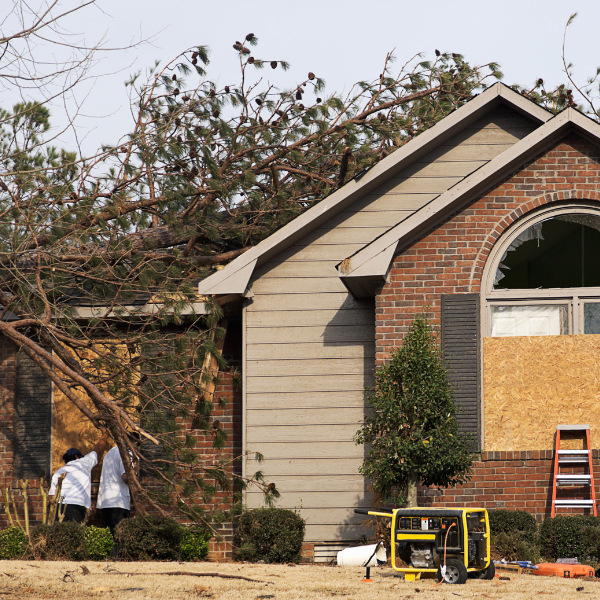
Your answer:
[0,527,28,559]
[493,532,537,562]
[180,526,211,561]
[116,516,182,561]
[30,523,88,560]
[84,526,113,560]
[540,515,600,560]
[234,508,305,563]
[488,509,538,544]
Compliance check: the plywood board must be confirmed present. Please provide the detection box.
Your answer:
[52,385,102,474]
[484,334,600,450]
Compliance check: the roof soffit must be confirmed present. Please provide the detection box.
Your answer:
[198,83,552,296]
[339,108,600,290]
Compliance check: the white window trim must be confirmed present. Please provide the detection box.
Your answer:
[481,203,600,337]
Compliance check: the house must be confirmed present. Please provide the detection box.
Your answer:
[198,82,600,559]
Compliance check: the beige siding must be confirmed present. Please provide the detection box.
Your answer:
[244,105,539,543]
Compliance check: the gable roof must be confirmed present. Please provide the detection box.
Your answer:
[198,83,551,297]
[339,107,600,296]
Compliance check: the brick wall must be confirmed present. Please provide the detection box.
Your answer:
[419,451,600,520]
[376,133,600,514]
[375,134,600,364]
[0,321,244,560]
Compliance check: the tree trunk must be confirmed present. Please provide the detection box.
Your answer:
[406,472,419,507]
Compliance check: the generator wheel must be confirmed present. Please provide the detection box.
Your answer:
[470,561,495,580]
[437,559,468,584]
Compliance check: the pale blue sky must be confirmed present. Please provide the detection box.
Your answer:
[6,0,600,155]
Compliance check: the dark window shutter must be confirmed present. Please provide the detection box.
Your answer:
[14,350,52,478]
[441,294,481,451]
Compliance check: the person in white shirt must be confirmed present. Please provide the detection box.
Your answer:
[97,432,140,537]
[49,429,109,523]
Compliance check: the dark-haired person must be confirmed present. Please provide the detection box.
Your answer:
[48,429,109,523]
[97,432,141,539]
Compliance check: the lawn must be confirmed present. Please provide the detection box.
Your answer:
[0,561,597,599]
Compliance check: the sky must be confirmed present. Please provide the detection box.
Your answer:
[5,0,600,156]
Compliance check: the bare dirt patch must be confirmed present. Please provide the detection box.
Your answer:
[0,561,598,599]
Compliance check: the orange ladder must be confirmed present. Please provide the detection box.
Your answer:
[551,424,597,517]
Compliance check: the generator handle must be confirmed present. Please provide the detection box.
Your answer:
[354,508,394,517]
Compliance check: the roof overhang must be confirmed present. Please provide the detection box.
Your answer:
[339,107,600,297]
[198,83,552,297]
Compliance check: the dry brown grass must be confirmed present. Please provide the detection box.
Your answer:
[0,561,598,599]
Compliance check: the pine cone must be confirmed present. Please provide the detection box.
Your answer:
[248,56,255,64]
[245,33,254,41]
[175,118,181,126]
[296,91,302,100]
[267,483,276,490]
[182,95,189,101]
[172,74,177,81]
[316,98,322,103]
[435,49,440,56]
[209,89,216,97]
[192,51,198,59]
[212,109,220,118]
[256,98,262,105]
[308,72,315,80]
[271,61,278,69]
[224,86,230,93]
[173,88,179,96]
[192,58,198,65]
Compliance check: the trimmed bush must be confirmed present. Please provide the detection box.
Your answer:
[493,532,537,562]
[540,515,600,560]
[180,526,211,561]
[116,516,182,561]
[0,527,28,559]
[31,522,88,560]
[234,508,305,563]
[84,526,114,560]
[488,509,538,544]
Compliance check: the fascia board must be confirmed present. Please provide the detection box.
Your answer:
[198,83,551,296]
[341,109,583,278]
[197,259,257,295]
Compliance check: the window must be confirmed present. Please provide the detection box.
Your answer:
[490,305,568,337]
[483,206,600,337]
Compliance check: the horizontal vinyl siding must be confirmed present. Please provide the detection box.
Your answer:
[244,105,537,542]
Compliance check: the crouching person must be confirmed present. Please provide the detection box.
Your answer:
[49,429,109,523]
[97,432,141,542]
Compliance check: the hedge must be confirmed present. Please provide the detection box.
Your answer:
[540,515,600,560]
[234,508,305,563]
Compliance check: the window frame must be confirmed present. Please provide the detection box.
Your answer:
[482,203,600,337]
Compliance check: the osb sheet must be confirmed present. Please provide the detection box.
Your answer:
[52,344,137,473]
[484,334,600,451]
[52,384,101,475]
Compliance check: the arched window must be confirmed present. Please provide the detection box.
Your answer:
[482,205,600,337]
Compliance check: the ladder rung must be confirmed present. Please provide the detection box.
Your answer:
[557,474,591,479]
[558,458,589,464]
[557,450,590,454]
[554,499,595,506]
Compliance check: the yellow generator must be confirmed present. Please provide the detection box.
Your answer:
[355,507,494,584]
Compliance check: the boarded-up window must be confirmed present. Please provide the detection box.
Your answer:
[14,350,52,478]
[441,294,480,451]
